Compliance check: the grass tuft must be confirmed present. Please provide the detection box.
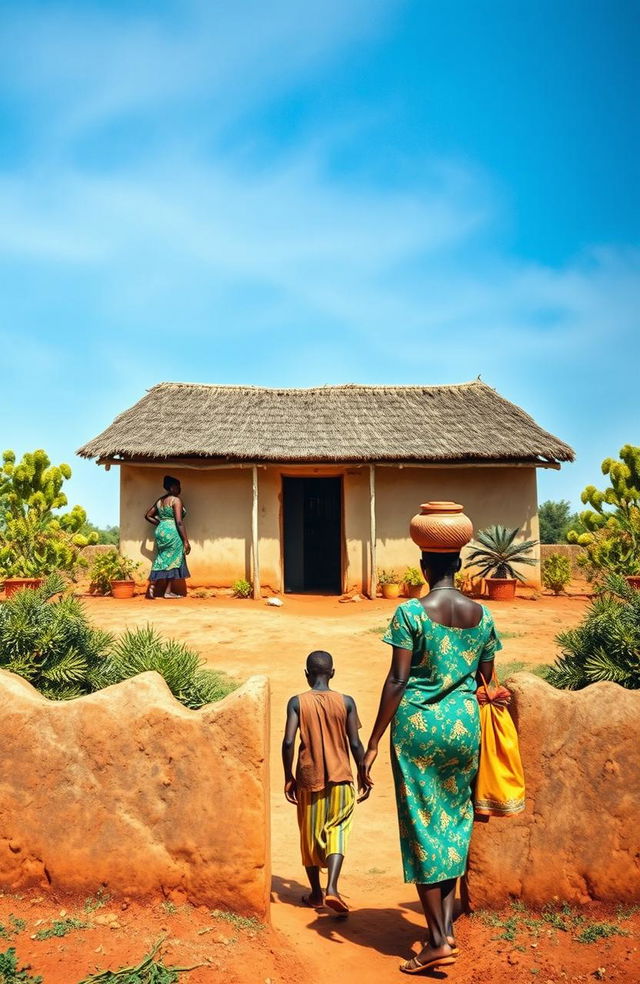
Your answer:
[33,917,88,941]
[0,916,26,942]
[0,948,42,984]
[210,910,264,933]
[75,938,203,983]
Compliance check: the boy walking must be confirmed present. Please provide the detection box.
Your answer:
[282,650,368,915]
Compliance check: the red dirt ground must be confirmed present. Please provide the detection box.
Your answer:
[2,585,638,983]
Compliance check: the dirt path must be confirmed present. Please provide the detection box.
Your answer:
[68,589,638,983]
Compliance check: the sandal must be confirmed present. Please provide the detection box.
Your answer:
[301,894,325,909]
[325,894,349,916]
[400,954,456,975]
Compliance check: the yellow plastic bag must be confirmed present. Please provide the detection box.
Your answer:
[473,672,525,818]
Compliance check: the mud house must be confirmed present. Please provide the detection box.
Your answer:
[78,382,574,596]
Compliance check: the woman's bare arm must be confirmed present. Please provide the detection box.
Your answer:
[144,502,159,526]
[171,496,191,554]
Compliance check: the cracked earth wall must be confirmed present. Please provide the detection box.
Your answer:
[0,670,270,918]
[466,673,640,907]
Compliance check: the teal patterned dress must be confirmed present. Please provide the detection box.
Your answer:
[383,599,502,884]
[150,500,190,582]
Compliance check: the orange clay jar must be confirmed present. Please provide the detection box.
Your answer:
[409,501,473,553]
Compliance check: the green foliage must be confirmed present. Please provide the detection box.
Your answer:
[76,939,202,984]
[84,889,110,914]
[567,445,640,579]
[33,917,88,941]
[0,948,42,984]
[547,574,640,690]
[542,554,572,595]
[211,910,264,932]
[403,567,423,587]
[466,525,538,582]
[97,624,237,708]
[89,551,141,593]
[377,568,400,585]
[538,500,585,544]
[0,574,113,700]
[0,917,26,943]
[80,522,119,546]
[231,578,252,598]
[575,921,627,944]
[0,449,97,579]
[0,578,236,707]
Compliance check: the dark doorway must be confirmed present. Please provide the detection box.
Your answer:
[282,477,342,593]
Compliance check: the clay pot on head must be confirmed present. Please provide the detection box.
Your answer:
[409,502,473,553]
[381,583,401,600]
[3,578,43,598]
[110,579,136,600]
[486,577,517,601]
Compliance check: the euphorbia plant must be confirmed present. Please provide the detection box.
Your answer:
[89,550,141,594]
[0,449,97,579]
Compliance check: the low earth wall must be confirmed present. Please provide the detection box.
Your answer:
[466,673,640,907]
[0,670,270,918]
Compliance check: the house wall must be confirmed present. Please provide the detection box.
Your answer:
[120,462,541,591]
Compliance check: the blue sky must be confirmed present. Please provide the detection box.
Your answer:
[1,0,638,526]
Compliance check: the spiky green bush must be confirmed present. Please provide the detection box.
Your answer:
[0,577,236,707]
[97,625,236,708]
[0,575,113,699]
[466,525,538,582]
[547,574,640,690]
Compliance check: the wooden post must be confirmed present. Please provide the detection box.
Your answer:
[369,464,377,599]
[252,465,260,600]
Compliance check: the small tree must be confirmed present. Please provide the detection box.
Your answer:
[0,449,97,578]
[567,445,640,579]
[538,500,584,544]
[547,574,640,690]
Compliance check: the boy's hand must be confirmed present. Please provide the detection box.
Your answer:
[358,746,377,801]
[284,779,298,805]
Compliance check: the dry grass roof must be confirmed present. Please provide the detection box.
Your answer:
[77,381,574,466]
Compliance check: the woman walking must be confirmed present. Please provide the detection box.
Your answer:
[144,475,191,598]
[361,502,502,974]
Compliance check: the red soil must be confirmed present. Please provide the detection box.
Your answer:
[2,585,638,983]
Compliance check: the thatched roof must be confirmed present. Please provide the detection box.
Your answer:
[77,382,574,466]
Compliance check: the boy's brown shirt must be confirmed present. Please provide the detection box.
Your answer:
[295,690,359,792]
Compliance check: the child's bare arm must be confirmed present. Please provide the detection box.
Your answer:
[282,696,300,804]
[345,696,369,800]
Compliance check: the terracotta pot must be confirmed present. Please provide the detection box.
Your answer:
[110,579,136,599]
[486,577,517,601]
[409,501,473,553]
[381,583,401,599]
[625,576,640,590]
[3,578,43,598]
[405,583,424,599]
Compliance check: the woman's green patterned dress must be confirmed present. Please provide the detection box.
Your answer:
[149,500,190,583]
[383,599,502,884]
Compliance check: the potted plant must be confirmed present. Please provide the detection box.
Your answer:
[378,569,402,600]
[466,525,538,601]
[89,550,141,599]
[403,567,424,599]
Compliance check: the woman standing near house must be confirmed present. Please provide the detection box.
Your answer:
[144,476,191,599]
[360,502,502,975]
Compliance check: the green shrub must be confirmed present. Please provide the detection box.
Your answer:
[403,567,423,587]
[98,625,236,708]
[377,569,400,585]
[89,551,141,594]
[0,576,236,708]
[0,574,113,699]
[547,574,640,690]
[76,938,199,983]
[231,578,252,598]
[542,554,572,595]
[0,948,42,984]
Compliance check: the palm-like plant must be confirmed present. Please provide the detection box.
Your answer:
[466,525,538,582]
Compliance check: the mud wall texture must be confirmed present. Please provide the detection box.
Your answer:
[0,671,270,918]
[119,462,541,592]
[467,673,640,907]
